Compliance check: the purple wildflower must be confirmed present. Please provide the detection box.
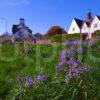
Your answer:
[81,66,90,72]
[66,68,80,80]
[36,74,48,81]
[60,50,67,57]
[66,65,89,80]
[66,72,78,80]
[70,47,75,54]
[56,62,65,73]
[77,47,83,53]
[16,76,22,88]
[71,73,77,78]
[60,50,67,61]
[56,40,90,81]
[68,57,76,66]
[56,50,68,73]
[66,50,71,56]
[68,67,79,74]
[74,61,80,67]
[65,40,81,45]
[25,76,33,87]
[66,75,70,81]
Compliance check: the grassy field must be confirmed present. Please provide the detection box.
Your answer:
[0,41,100,100]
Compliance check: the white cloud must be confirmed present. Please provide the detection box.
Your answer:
[4,0,31,6]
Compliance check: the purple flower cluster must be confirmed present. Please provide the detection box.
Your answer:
[56,42,90,81]
[56,50,67,73]
[66,65,90,80]
[67,57,79,67]
[65,40,81,45]
[36,74,48,81]
[77,47,83,53]
[56,47,78,74]
[25,76,33,87]
[16,74,48,88]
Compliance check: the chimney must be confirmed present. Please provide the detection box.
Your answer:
[86,12,93,21]
[19,18,25,26]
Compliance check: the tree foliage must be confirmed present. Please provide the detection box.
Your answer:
[46,26,66,36]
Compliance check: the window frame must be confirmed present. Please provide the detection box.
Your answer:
[94,23,97,28]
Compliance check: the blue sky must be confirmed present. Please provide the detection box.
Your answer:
[0,0,100,34]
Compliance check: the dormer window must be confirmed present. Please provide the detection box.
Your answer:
[94,24,97,28]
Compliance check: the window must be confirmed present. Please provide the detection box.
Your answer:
[94,24,97,28]
[83,26,86,29]
[72,28,75,31]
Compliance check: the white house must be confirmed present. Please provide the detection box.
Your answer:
[81,22,90,34]
[68,12,100,35]
[90,16,100,33]
[12,18,36,42]
[67,18,83,34]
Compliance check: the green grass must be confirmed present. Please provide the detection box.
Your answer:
[0,41,100,100]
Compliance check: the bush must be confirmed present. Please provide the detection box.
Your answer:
[94,30,100,35]
[66,33,80,40]
[49,33,80,43]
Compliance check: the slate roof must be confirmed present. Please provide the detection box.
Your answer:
[85,22,90,27]
[74,18,83,28]
[82,21,90,27]
[83,16,100,27]
[96,16,100,20]
[12,24,32,34]
[13,28,36,41]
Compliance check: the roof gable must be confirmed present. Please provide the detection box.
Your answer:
[74,18,83,28]
[96,16,100,20]
[82,21,90,28]
[91,16,100,25]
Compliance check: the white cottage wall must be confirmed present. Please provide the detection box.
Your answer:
[68,19,80,34]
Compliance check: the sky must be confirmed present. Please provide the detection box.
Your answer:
[0,0,100,34]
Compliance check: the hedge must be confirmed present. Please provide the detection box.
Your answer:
[95,30,100,35]
[51,33,81,43]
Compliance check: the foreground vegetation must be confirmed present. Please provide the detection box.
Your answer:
[0,40,100,100]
